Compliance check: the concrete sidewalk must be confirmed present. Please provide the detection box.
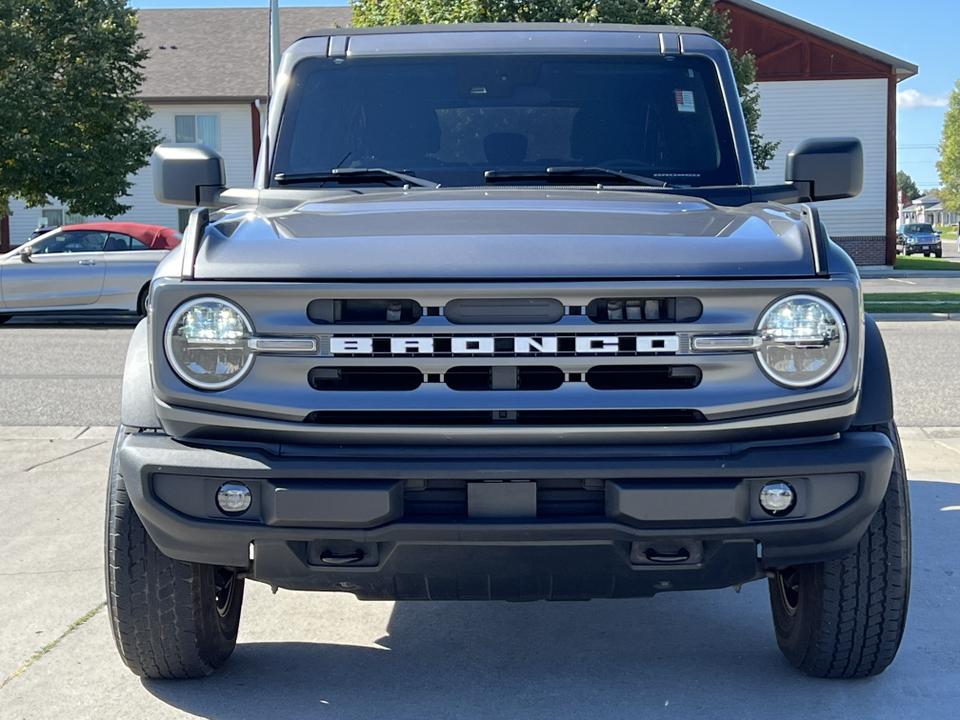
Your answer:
[1,427,958,719]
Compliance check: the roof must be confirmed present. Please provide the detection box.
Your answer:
[59,222,182,250]
[137,7,353,101]
[304,23,709,38]
[914,195,942,205]
[715,0,917,79]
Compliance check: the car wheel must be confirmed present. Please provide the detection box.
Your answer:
[768,421,910,678]
[136,285,150,317]
[924,252,930,257]
[105,427,244,679]
[935,250,942,258]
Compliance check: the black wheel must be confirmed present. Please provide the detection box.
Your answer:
[136,285,150,317]
[935,250,942,258]
[924,252,931,257]
[105,428,244,679]
[768,421,910,678]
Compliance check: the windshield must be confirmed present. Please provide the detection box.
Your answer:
[272,54,740,188]
[903,224,935,234]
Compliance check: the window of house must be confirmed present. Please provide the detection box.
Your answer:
[175,114,220,149]
[39,209,64,227]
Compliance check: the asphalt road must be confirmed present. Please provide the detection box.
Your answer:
[0,315,956,428]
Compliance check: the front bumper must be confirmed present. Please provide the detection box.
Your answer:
[118,430,893,600]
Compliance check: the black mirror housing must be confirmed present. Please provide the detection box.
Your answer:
[785,138,863,202]
[151,143,228,208]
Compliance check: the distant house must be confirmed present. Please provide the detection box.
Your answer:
[2,3,918,265]
[899,195,958,227]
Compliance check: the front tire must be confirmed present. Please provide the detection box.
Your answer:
[105,428,244,679]
[768,421,910,678]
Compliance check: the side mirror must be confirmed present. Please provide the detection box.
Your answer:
[785,138,863,202]
[20,246,33,263]
[152,143,227,208]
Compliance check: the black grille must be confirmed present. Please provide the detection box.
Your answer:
[308,367,422,391]
[587,297,702,323]
[586,365,701,390]
[404,479,605,519]
[308,299,422,324]
[303,409,706,425]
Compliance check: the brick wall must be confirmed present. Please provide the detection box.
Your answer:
[832,236,887,266]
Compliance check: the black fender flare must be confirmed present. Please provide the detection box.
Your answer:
[852,313,894,427]
[120,318,162,429]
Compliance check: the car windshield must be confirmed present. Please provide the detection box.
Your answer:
[272,54,740,188]
[903,224,935,233]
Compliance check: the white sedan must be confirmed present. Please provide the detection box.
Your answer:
[0,222,180,322]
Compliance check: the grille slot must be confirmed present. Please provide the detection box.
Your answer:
[586,365,702,390]
[587,297,702,323]
[308,367,422,391]
[308,299,422,325]
[444,298,564,324]
[445,366,564,391]
[303,409,706,426]
[403,479,605,519]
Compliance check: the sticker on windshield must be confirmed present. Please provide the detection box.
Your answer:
[675,89,696,113]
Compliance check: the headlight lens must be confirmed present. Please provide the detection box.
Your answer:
[164,298,254,389]
[756,295,846,388]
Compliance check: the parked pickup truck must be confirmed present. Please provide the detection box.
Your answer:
[105,23,909,680]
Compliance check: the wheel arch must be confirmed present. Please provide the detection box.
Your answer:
[121,318,162,429]
[852,313,894,427]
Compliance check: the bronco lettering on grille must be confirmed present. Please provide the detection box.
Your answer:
[326,335,680,356]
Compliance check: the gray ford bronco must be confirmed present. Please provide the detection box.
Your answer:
[106,23,910,680]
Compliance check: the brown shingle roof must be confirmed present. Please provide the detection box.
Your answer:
[137,7,353,101]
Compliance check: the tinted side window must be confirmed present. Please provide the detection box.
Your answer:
[33,231,106,254]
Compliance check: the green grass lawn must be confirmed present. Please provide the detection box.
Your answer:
[864,291,960,313]
[893,255,960,271]
[935,226,958,240]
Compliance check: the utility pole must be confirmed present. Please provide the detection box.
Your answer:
[268,0,281,99]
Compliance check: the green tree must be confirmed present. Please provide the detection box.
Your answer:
[938,81,960,212]
[896,170,920,201]
[352,0,779,169]
[0,0,159,218]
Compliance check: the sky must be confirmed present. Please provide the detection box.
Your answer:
[131,0,959,191]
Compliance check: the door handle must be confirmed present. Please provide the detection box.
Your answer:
[77,259,97,266]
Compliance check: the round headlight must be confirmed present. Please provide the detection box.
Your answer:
[164,298,254,390]
[756,295,846,388]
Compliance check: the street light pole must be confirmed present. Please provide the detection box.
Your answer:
[268,0,280,98]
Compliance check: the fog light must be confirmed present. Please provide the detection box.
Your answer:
[759,481,796,516]
[217,482,252,514]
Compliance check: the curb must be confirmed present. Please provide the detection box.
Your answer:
[869,312,960,321]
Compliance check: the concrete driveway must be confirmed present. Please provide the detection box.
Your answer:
[1,426,958,719]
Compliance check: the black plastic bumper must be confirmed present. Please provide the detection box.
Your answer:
[118,430,894,600]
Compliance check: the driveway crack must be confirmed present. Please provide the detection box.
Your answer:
[24,441,108,472]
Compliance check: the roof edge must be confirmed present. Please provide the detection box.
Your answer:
[716,0,918,80]
[299,22,711,40]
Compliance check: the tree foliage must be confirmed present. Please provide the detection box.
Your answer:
[896,170,920,201]
[0,0,159,218]
[938,79,960,212]
[352,0,779,169]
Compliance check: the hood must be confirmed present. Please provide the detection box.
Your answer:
[193,188,815,281]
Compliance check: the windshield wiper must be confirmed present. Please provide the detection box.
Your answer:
[274,168,439,188]
[484,167,670,187]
